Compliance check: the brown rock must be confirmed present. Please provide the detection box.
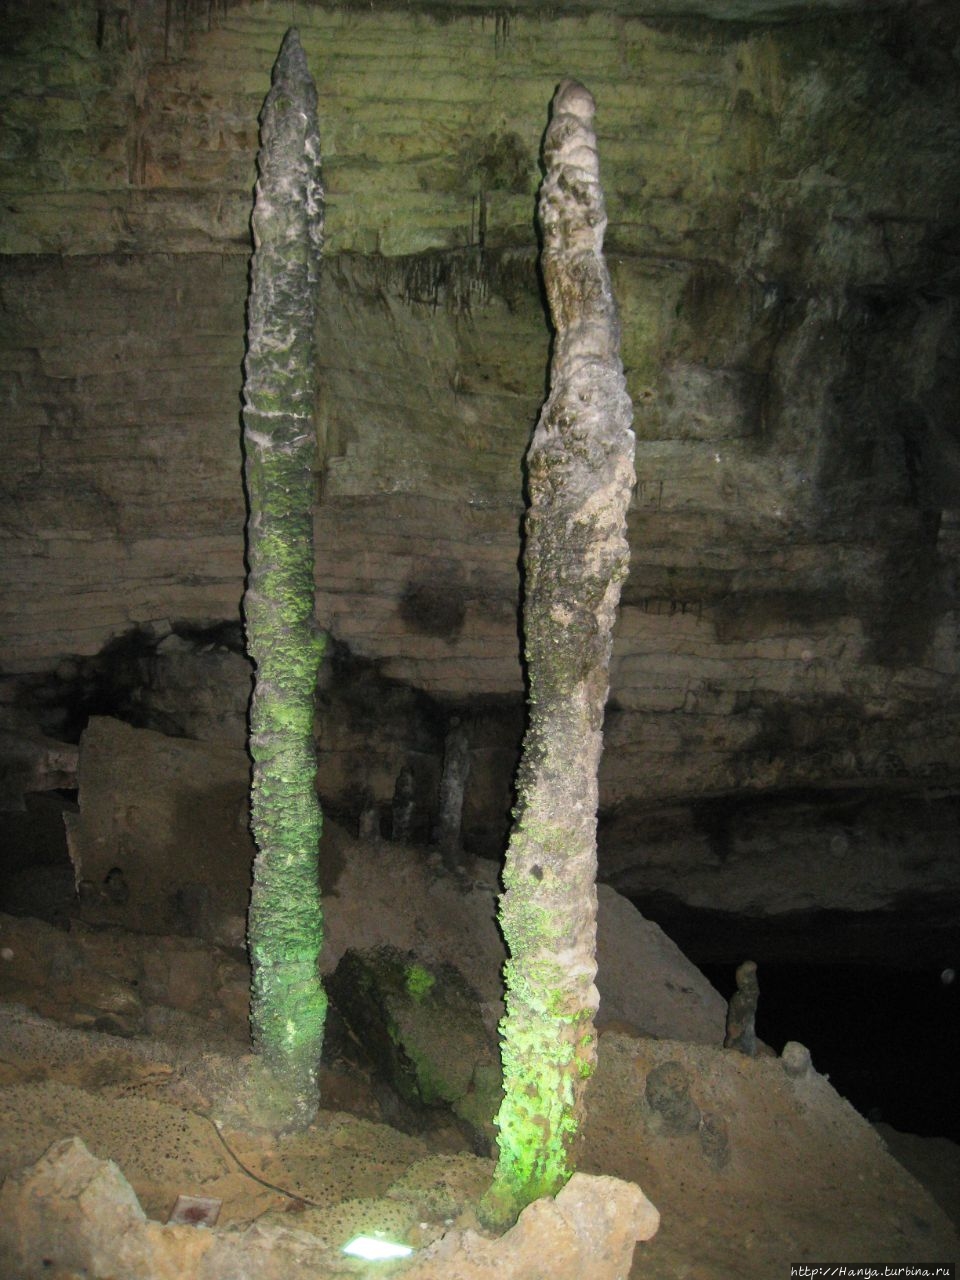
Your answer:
[0,1136,658,1280]
[0,1136,213,1280]
[64,718,254,939]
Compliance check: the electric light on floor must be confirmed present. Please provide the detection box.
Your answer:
[342,1235,414,1261]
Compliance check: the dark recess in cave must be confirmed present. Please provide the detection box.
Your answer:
[629,890,960,971]
[702,960,960,1144]
[13,622,248,744]
[0,791,78,928]
[319,639,523,852]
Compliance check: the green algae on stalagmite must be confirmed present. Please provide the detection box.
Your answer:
[242,28,327,1132]
[482,78,636,1227]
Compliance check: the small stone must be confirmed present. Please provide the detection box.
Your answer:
[698,1111,730,1170]
[645,1060,701,1135]
[781,1040,813,1078]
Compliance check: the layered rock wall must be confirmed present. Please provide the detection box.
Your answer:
[2,1,959,947]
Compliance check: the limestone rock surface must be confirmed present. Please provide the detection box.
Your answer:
[64,717,253,944]
[0,1135,659,1280]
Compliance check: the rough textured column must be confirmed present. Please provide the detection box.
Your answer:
[436,717,471,869]
[243,28,327,1131]
[484,80,636,1225]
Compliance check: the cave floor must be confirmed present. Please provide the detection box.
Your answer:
[588,1033,960,1277]
[0,952,958,1279]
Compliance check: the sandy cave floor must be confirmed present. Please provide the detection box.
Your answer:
[0,982,958,1279]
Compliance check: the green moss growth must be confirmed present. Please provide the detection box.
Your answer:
[404,962,436,1003]
[480,1005,583,1229]
[243,29,327,1133]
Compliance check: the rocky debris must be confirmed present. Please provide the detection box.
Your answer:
[0,1135,659,1280]
[55,717,727,1046]
[326,946,502,1153]
[0,1137,190,1280]
[0,913,249,1047]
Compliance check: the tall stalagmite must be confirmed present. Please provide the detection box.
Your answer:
[242,29,327,1130]
[484,80,636,1223]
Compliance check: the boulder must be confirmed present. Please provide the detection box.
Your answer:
[64,717,253,944]
[327,946,502,1152]
[595,884,726,1043]
[0,1136,212,1280]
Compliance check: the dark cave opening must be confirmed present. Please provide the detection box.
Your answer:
[701,959,960,1143]
[628,870,960,1144]
[0,792,78,927]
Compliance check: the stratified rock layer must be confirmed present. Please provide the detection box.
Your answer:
[1,4,958,946]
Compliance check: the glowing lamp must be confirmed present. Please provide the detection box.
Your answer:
[342,1235,414,1261]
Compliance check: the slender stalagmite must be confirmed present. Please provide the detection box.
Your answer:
[242,28,327,1130]
[484,80,635,1224]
